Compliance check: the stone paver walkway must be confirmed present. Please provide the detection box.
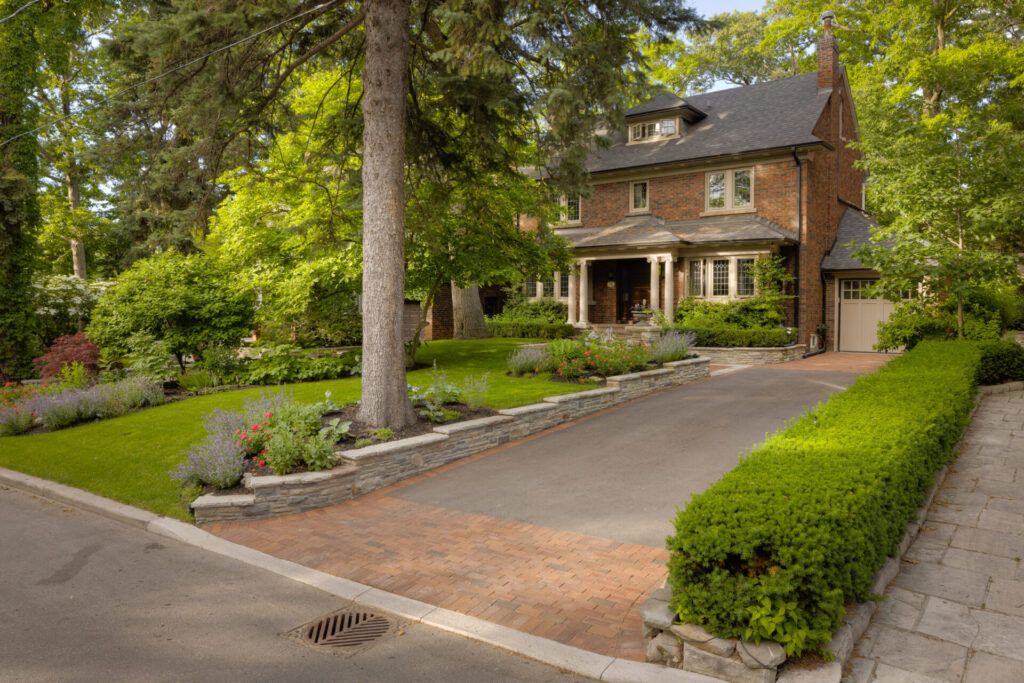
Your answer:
[849,385,1024,683]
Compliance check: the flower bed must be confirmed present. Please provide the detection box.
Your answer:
[664,340,1004,659]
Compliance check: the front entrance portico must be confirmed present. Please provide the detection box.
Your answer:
[568,252,676,326]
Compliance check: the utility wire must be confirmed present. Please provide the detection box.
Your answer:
[0,0,40,26]
[0,1,335,149]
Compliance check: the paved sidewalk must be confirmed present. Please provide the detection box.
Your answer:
[849,386,1024,682]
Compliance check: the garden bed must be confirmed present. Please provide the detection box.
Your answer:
[190,356,711,524]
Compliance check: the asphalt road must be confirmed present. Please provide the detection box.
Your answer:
[394,367,856,548]
[0,485,590,683]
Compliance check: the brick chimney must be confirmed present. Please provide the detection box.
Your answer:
[817,10,839,90]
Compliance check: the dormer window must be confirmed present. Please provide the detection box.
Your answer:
[630,118,678,142]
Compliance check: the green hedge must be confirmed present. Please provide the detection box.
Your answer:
[673,325,798,348]
[487,320,575,339]
[666,341,985,656]
[976,340,1024,386]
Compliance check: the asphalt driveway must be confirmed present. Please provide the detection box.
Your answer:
[392,366,857,548]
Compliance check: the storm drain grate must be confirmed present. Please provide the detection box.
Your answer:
[303,611,392,648]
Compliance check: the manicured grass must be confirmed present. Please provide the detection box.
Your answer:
[0,339,585,520]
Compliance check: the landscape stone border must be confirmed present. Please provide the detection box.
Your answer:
[638,384,1008,683]
[191,357,710,524]
[690,345,807,366]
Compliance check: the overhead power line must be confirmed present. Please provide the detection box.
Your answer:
[0,0,40,26]
[0,1,336,149]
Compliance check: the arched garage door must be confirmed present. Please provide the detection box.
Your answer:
[838,279,897,352]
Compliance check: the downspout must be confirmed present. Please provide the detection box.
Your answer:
[791,147,802,343]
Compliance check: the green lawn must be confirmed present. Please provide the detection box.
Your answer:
[0,338,584,520]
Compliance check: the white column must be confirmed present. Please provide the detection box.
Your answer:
[647,256,660,311]
[662,255,675,317]
[567,266,578,324]
[578,260,590,325]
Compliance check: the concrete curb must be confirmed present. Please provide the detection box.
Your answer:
[0,466,715,683]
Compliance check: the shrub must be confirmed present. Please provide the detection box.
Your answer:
[648,330,696,364]
[29,389,94,430]
[87,250,254,367]
[125,333,179,381]
[976,340,1024,385]
[675,296,786,329]
[241,345,358,385]
[193,345,244,384]
[491,296,568,323]
[674,325,797,347]
[547,332,648,378]
[877,299,1005,351]
[0,406,35,436]
[666,341,983,656]
[507,346,551,375]
[32,333,101,379]
[487,320,575,339]
[91,377,165,418]
[32,275,108,346]
[57,361,91,389]
[179,370,219,393]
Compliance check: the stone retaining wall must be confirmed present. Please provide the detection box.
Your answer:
[691,344,806,365]
[192,356,710,524]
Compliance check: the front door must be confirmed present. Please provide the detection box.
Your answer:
[614,259,651,322]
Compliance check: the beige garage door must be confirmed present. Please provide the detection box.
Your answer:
[839,279,897,352]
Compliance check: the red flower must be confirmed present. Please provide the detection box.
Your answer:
[258,460,266,467]
[264,411,273,419]
[251,424,259,431]
[261,449,267,455]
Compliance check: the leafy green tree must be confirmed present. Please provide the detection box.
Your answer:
[0,0,43,380]
[87,251,255,370]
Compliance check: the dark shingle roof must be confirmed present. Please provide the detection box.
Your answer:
[625,93,704,121]
[588,72,831,174]
[821,207,878,270]
[555,214,796,249]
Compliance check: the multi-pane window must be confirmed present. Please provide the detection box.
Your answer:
[688,259,705,298]
[543,279,554,298]
[631,181,649,212]
[706,168,754,211]
[712,259,730,297]
[630,119,678,141]
[524,279,537,298]
[737,258,755,297]
[562,195,580,223]
[559,272,570,297]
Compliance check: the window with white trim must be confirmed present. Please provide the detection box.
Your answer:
[524,279,537,298]
[706,168,753,212]
[542,278,554,298]
[686,255,761,300]
[561,194,581,223]
[630,118,678,142]
[631,181,649,212]
[559,272,570,297]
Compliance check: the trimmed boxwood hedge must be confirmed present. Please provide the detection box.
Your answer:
[976,340,1024,386]
[487,320,575,339]
[666,341,988,656]
[673,325,798,348]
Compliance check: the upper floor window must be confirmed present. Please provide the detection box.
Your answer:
[561,194,581,224]
[706,168,753,212]
[631,180,649,213]
[630,118,677,142]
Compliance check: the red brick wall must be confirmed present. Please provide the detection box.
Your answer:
[580,161,799,233]
[838,89,863,207]
[426,282,454,340]
[824,274,837,350]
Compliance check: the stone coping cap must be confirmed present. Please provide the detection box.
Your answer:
[340,431,449,460]
[543,387,620,403]
[691,345,806,351]
[191,493,255,509]
[247,465,358,489]
[433,414,515,435]
[663,357,710,368]
[498,402,560,416]
[606,368,672,382]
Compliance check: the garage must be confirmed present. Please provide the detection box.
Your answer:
[837,278,896,352]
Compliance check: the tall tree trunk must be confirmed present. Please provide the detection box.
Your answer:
[357,0,415,429]
[451,283,491,339]
[60,74,87,280]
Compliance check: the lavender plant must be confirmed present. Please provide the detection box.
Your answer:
[647,330,696,364]
[171,409,246,489]
[459,373,491,410]
[507,347,551,375]
[29,389,95,430]
[0,406,35,436]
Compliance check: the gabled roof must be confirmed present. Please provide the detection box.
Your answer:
[588,72,832,174]
[821,207,878,271]
[625,93,706,122]
[555,214,796,250]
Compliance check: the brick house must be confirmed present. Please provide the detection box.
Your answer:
[512,12,890,353]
